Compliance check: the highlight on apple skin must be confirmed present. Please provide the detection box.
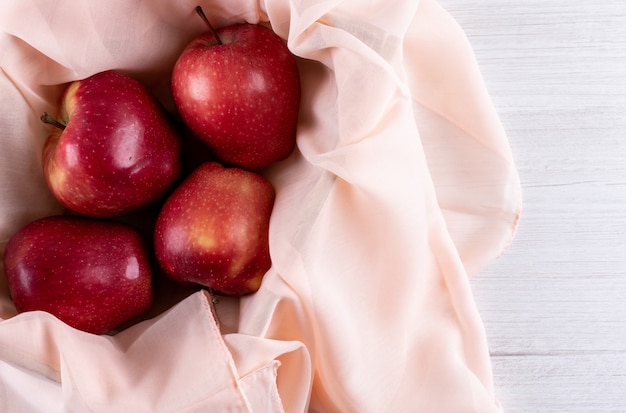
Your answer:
[153,162,275,296]
[41,70,183,219]
[2,215,154,335]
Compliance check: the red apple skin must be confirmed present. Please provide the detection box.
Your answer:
[154,162,275,296]
[171,23,301,171]
[3,215,154,334]
[42,70,183,218]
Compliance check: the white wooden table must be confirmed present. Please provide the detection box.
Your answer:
[438,1,626,411]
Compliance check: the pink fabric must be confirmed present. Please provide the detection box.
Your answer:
[0,0,521,411]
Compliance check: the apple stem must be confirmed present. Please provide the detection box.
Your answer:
[40,112,66,131]
[195,6,222,45]
[207,288,220,304]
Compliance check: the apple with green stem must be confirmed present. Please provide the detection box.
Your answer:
[41,70,183,218]
[2,215,154,335]
[171,6,301,171]
[154,162,275,296]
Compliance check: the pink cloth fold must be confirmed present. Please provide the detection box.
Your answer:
[0,0,521,411]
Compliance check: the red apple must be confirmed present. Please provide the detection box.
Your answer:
[154,162,275,296]
[41,70,183,218]
[171,7,301,171]
[2,215,154,334]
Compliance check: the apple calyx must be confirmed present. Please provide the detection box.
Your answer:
[195,6,222,45]
[41,112,66,131]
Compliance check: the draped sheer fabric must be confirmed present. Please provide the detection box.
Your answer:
[0,0,521,411]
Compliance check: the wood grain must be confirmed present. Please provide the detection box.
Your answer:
[438,1,626,411]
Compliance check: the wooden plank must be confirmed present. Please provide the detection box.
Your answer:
[491,353,626,413]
